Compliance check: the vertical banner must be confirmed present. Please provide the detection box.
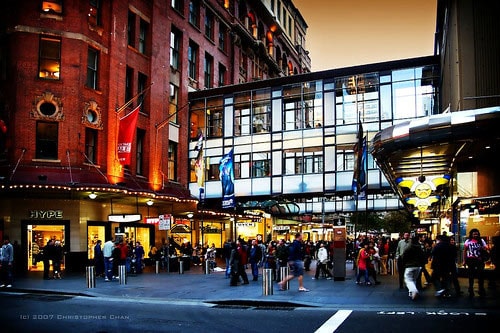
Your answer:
[219,149,235,209]
[352,122,367,198]
[117,104,141,165]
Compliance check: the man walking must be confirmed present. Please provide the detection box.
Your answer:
[278,232,309,292]
[103,238,115,281]
[395,232,411,289]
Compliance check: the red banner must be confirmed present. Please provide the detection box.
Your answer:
[117,104,141,165]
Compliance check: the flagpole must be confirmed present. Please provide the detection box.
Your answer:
[115,82,154,114]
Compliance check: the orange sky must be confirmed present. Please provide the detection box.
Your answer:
[292,0,437,71]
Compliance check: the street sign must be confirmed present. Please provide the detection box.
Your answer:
[158,214,171,230]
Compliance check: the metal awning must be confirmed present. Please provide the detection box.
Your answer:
[371,106,500,216]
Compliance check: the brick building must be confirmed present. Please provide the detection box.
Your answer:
[0,0,311,272]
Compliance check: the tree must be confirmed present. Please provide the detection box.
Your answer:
[382,210,413,233]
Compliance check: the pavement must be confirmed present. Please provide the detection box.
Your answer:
[2,260,500,311]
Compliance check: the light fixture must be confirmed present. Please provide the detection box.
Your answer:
[187,213,194,219]
[146,199,154,206]
[89,192,97,200]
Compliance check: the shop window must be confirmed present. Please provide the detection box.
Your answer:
[207,107,222,138]
[85,127,98,164]
[36,121,58,160]
[86,47,99,90]
[39,36,61,80]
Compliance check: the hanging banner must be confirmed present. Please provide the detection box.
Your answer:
[117,104,141,165]
[219,148,235,209]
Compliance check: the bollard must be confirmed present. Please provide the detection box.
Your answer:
[205,260,211,274]
[280,266,290,290]
[86,266,95,288]
[119,265,126,285]
[179,259,184,274]
[155,261,160,274]
[262,268,273,295]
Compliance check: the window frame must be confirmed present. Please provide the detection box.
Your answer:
[86,47,99,90]
[36,121,58,160]
[38,36,61,80]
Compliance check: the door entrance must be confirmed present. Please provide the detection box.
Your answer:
[27,224,65,272]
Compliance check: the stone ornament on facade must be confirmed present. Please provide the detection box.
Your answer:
[31,91,64,121]
[82,100,103,130]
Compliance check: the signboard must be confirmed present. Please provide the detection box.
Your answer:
[108,214,141,223]
[158,214,171,231]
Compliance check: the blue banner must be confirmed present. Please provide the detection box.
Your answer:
[219,149,235,209]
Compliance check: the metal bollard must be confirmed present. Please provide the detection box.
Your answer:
[179,259,184,274]
[262,268,273,295]
[205,260,211,274]
[280,266,290,290]
[155,261,160,274]
[119,265,126,285]
[86,266,95,288]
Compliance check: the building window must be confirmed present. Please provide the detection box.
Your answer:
[169,83,179,124]
[204,53,213,89]
[89,0,102,26]
[234,107,251,136]
[168,141,177,181]
[125,66,133,103]
[39,36,61,80]
[170,27,181,70]
[188,0,200,28]
[218,23,227,52]
[85,127,98,164]
[86,47,99,90]
[284,147,323,175]
[138,72,148,111]
[136,129,145,176]
[171,0,183,13]
[36,121,58,160]
[207,107,223,138]
[127,11,136,48]
[188,41,198,80]
[252,153,271,178]
[139,19,148,54]
[218,63,226,87]
[41,0,62,14]
[205,10,214,40]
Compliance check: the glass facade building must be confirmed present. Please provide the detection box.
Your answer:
[188,56,440,219]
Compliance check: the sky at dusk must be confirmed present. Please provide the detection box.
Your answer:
[292,0,437,71]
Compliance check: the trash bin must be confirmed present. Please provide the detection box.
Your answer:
[119,265,126,285]
[86,266,95,288]
[262,268,273,295]
[279,266,289,290]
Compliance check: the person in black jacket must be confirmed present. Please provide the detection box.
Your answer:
[431,234,455,297]
[42,240,54,280]
[248,239,262,281]
[402,236,425,300]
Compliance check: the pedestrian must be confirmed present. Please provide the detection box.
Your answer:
[313,242,332,280]
[367,241,381,284]
[42,239,54,280]
[248,239,262,281]
[134,241,145,274]
[230,240,249,286]
[431,234,454,297]
[395,232,411,289]
[402,236,425,300]
[378,238,389,275]
[355,242,371,285]
[52,240,63,279]
[489,231,500,289]
[449,237,462,296]
[275,238,289,281]
[463,228,489,297]
[94,240,104,277]
[223,239,232,278]
[0,235,14,288]
[416,234,432,290]
[278,232,309,292]
[102,238,115,281]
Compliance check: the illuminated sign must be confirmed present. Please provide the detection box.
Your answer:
[108,214,142,223]
[29,210,63,219]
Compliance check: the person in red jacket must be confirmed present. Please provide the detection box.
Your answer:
[356,242,371,285]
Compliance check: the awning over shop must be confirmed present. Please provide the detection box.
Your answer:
[371,106,500,217]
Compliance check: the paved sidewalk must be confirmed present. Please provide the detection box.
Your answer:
[3,261,499,310]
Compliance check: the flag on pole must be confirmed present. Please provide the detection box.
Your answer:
[194,147,205,188]
[117,104,141,165]
[219,149,235,209]
[352,123,367,199]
